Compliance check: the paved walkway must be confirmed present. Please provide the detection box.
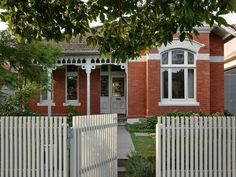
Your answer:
[117,125,135,159]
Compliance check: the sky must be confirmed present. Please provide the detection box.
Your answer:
[0,13,236,31]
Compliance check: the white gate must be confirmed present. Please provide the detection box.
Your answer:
[156,116,236,177]
[70,114,117,177]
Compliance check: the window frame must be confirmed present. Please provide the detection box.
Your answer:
[160,49,199,106]
[63,66,81,106]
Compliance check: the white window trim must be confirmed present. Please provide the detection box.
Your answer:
[63,67,81,107]
[147,39,205,60]
[38,88,55,107]
[158,38,204,54]
[37,102,56,106]
[159,50,199,106]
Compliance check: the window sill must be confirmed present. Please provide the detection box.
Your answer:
[63,101,81,106]
[158,101,200,106]
[37,102,55,106]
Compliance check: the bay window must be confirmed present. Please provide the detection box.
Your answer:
[160,49,199,106]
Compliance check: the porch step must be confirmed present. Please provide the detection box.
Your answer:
[118,158,128,177]
[118,114,127,125]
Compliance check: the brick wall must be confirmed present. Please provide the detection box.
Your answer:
[90,69,100,114]
[210,33,224,56]
[209,32,224,113]
[196,61,211,113]
[210,62,224,113]
[128,62,147,117]
[146,60,160,116]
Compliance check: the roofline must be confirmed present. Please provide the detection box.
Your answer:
[212,24,236,43]
[225,54,236,64]
[224,65,236,71]
[63,49,99,55]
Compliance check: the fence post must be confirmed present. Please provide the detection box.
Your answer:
[156,118,161,177]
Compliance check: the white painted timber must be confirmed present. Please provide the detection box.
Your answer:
[0,115,117,177]
[0,116,68,177]
[158,39,205,54]
[156,116,236,177]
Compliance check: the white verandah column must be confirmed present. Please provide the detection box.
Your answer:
[82,63,96,115]
[86,67,91,115]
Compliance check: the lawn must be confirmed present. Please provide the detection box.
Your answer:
[129,132,156,157]
[125,122,156,157]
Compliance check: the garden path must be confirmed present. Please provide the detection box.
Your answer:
[117,125,135,159]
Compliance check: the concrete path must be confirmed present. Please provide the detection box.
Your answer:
[117,125,135,159]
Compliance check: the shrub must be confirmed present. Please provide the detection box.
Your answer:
[165,110,207,117]
[126,152,155,177]
[145,116,157,129]
[224,110,234,116]
[67,106,79,127]
[0,108,38,116]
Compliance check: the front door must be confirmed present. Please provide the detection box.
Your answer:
[111,77,126,113]
[100,65,126,114]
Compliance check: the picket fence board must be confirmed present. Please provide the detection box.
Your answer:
[156,116,236,177]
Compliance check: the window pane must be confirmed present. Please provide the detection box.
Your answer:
[162,70,168,98]
[172,50,184,64]
[188,69,194,98]
[111,65,123,71]
[188,52,194,64]
[162,52,168,64]
[67,76,77,100]
[41,90,48,100]
[112,78,124,97]
[172,68,184,99]
[101,76,109,96]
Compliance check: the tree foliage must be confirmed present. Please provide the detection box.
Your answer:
[0,30,62,87]
[0,30,62,114]
[0,0,236,61]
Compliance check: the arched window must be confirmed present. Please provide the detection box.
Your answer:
[160,49,198,105]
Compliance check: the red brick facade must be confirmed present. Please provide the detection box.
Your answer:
[128,62,147,117]
[30,30,226,117]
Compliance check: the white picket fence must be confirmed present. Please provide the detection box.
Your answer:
[156,116,236,177]
[0,116,68,177]
[70,114,117,177]
[0,114,117,177]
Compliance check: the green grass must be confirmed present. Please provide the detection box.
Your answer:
[129,132,156,157]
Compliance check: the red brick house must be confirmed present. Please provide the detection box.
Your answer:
[29,25,236,117]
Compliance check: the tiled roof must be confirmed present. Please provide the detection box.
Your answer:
[59,36,99,53]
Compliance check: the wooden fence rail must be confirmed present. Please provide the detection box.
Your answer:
[156,116,236,177]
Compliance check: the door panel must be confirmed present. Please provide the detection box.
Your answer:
[111,77,126,113]
[100,65,126,114]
